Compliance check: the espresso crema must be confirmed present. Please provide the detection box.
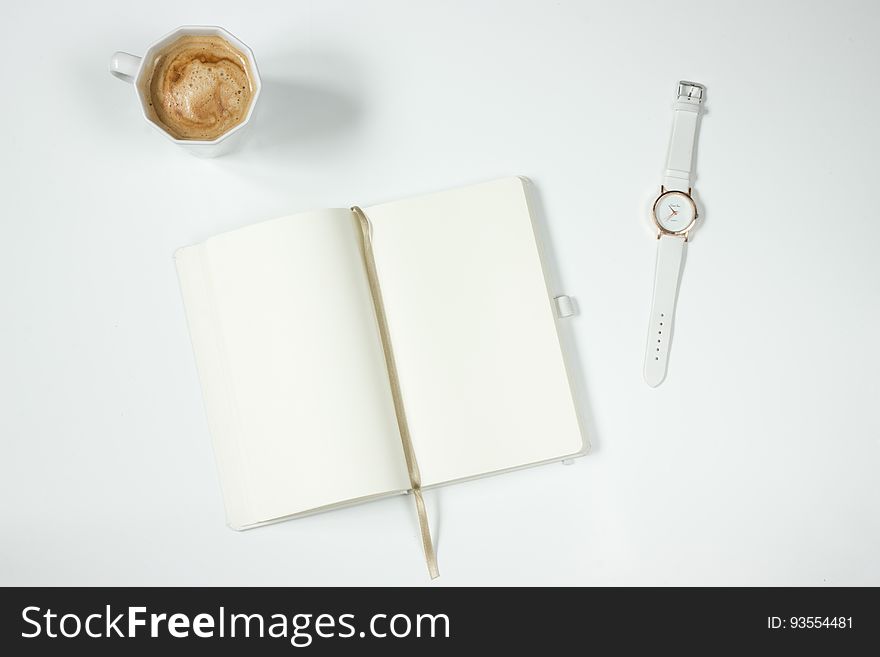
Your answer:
[145,35,254,140]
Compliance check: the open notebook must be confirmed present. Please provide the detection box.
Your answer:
[175,177,587,577]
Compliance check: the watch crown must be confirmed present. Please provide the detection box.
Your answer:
[678,81,705,102]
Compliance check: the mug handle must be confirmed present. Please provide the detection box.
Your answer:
[109,52,141,83]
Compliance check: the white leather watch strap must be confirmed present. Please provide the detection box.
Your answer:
[644,235,686,387]
[663,83,703,193]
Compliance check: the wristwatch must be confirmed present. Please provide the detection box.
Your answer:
[644,81,705,387]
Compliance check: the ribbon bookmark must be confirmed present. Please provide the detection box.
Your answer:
[352,206,439,579]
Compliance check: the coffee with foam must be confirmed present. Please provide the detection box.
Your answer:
[144,35,254,141]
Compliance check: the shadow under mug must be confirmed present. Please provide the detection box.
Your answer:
[109,25,262,157]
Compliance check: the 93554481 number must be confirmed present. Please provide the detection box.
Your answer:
[768,616,852,629]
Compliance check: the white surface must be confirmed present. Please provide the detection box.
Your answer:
[1,0,878,585]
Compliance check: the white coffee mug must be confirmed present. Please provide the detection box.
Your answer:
[109,25,261,157]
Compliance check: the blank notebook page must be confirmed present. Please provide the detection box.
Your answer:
[364,177,584,486]
[176,209,410,528]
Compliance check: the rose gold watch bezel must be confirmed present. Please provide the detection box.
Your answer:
[651,187,698,237]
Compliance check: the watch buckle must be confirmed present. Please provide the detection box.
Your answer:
[677,81,704,101]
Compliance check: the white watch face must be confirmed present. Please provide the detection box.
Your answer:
[653,191,696,233]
